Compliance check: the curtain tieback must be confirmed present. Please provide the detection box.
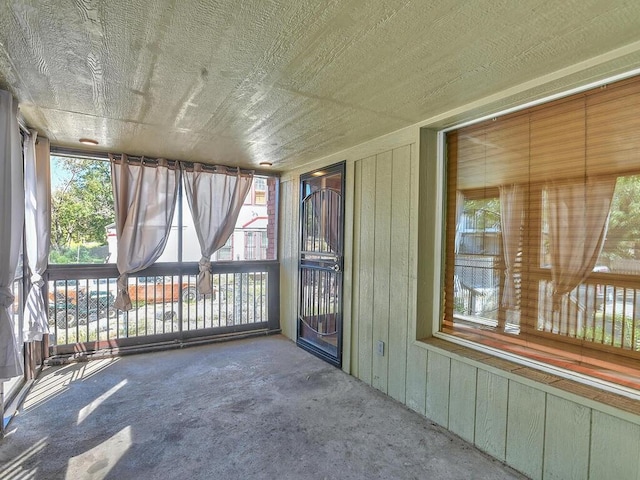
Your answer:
[30,273,44,288]
[197,257,213,295]
[114,274,133,311]
[116,274,129,294]
[199,258,211,273]
[0,287,15,308]
[551,282,565,310]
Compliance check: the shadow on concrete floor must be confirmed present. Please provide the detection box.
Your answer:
[0,335,526,479]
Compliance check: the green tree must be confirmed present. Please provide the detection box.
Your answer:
[51,158,114,259]
[602,175,640,261]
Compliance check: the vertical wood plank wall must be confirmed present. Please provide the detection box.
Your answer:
[352,146,412,397]
[279,176,299,340]
[279,140,640,480]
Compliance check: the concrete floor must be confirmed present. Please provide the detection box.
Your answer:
[0,335,526,480]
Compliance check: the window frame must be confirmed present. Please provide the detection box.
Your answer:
[49,152,280,265]
[430,71,640,397]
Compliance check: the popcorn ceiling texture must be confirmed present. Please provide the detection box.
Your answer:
[1,0,640,169]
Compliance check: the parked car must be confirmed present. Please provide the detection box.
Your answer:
[126,276,199,304]
[49,279,83,304]
[48,291,116,329]
[49,276,199,308]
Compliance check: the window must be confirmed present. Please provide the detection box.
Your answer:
[254,177,267,205]
[50,157,279,264]
[444,75,640,382]
[244,231,267,260]
[245,231,256,260]
[213,236,233,261]
[50,156,115,264]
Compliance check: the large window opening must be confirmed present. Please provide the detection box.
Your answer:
[444,74,640,387]
[50,156,114,264]
[47,154,279,352]
[50,156,277,265]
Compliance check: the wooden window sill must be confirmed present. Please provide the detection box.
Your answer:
[420,328,640,418]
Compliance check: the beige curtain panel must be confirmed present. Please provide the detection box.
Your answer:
[182,164,253,295]
[110,154,180,311]
[499,184,525,309]
[0,90,25,379]
[547,177,616,309]
[23,131,51,342]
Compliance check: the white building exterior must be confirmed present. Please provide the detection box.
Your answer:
[106,179,269,263]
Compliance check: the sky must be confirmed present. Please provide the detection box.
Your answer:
[50,156,70,191]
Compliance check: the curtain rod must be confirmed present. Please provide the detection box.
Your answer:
[17,117,30,135]
[49,145,279,177]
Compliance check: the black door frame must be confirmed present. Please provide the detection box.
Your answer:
[296,161,346,367]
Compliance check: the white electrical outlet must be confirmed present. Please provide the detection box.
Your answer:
[377,340,385,356]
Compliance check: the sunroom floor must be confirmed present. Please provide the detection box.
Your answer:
[0,335,524,480]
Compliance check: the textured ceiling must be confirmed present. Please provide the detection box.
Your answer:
[1,0,640,171]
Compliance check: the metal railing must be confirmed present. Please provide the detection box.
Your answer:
[453,254,501,321]
[537,272,640,353]
[46,261,280,354]
[451,260,640,355]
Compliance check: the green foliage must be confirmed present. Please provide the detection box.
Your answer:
[601,175,640,261]
[463,197,501,230]
[581,312,640,351]
[49,243,110,264]
[50,157,114,261]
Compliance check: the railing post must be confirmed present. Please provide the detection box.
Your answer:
[267,263,280,332]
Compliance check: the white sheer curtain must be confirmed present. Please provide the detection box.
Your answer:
[23,131,50,342]
[0,90,25,379]
[454,190,465,253]
[182,164,253,294]
[499,184,525,309]
[111,154,180,310]
[547,177,616,308]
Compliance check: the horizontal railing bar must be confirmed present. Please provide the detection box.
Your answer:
[47,260,279,280]
[529,268,640,288]
[46,261,278,353]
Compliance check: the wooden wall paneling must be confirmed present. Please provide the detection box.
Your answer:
[475,369,508,462]
[506,381,545,480]
[279,179,298,340]
[341,160,356,374]
[417,130,439,339]
[425,351,450,427]
[387,145,411,403]
[448,359,477,443]
[357,157,376,385]
[350,160,363,377]
[405,345,427,415]
[589,410,640,480]
[543,394,591,480]
[407,144,422,338]
[372,151,392,393]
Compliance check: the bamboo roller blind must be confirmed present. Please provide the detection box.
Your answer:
[444,74,640,337]
[451,75,640,190]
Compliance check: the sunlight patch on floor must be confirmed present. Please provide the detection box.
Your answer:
[66,426,132,480]
[77,379,127,425]
[0,436,47,480]
[23,358,119,411]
